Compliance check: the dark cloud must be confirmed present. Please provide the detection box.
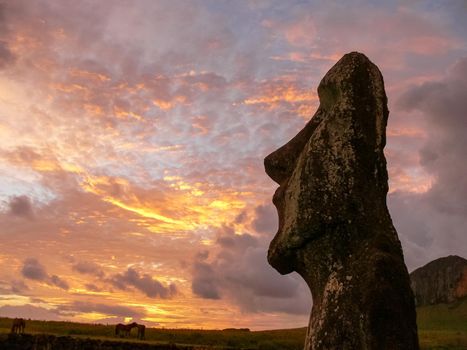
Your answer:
[22,258,47,281]
[0,4,15,68]
[49,275,69,290]
[191,228,310,314]
[0,301,144,324]
[216,226,258,250]
[0,40,14,68]
[0,280,29,295]
[10,280,29,294]
[58,301,145,319]
[195,250,209,261]
[0,304,61,321]
[192,261,221,300]
[234,210,247,224]
[29,297,47,304]
[109,267,177,299]
[84,283,101,292]
[8,195,34,218]
[252,203,277,235]
[21,258,69,290]
[390,56,467,270]
[72,261,104,277]
[235,234,258,250]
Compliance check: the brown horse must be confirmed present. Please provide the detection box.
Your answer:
[115,322,137,338]
[11,318,25,334]
[136,323,145,340]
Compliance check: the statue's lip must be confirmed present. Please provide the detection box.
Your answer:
[271,186,284,244]
[272,186,282,206]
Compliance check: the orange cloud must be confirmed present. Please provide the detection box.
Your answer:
[1,147,83,174]
[113,106,144,121]
[244,82,317,107]
[153,95,187,110]
[79,173,252,235]
[68,68,111,83]
[387,127,426,138]
[388,167,435,194]
[243,81,318,120]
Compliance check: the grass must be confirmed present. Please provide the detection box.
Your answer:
[0,319,306,349]
[417,299,467,349]
[0,302,466,349]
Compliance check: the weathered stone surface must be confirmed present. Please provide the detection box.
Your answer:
[264,52,419,349]
[410,255,467,306]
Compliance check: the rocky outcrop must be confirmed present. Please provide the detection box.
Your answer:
[264,52,419,349]
[410,255,467,306]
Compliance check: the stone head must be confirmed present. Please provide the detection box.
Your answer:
[264,52,389,275]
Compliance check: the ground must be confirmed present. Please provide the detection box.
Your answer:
[0,303,466,349]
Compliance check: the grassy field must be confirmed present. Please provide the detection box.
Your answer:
[1,302,466,349]
[417,299,467,349]
[0,318,306,349]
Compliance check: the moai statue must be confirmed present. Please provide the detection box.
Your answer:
[265,52,419,350]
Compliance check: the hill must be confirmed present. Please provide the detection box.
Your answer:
[410,255,467,306]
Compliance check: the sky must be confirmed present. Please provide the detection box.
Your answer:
[0,0,466,331]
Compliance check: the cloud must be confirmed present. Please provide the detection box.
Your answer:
[264,1,464,76]
[389,56,467,270]
[0,4,15,69]
[72,261,105,277]
[252,203,277,235]
[0,304,61,321]
[109,267,177,299]
[0,40,15,68]
[22,258,47,281]
[192,261,221,300]
[0,279,30,295]
[7,195,34,218]
[84,283,101,292]
[0,301,145,324]
[191,227,310,315]
[58,301,145,319]
[49,275,70,290]
[21,258,69,290]
[10,280,29,294]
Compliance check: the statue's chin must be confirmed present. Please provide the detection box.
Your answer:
[267,242,295,275]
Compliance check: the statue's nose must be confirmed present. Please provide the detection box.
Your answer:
[264,150,290,184]
[264,116,318,185]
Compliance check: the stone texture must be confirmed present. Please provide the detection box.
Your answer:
[264,52,419,349]
[410,255,467,306]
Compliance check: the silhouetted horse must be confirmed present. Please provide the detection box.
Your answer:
[136,323,145,340]
[115,322,137,338]
[11,318,25,334]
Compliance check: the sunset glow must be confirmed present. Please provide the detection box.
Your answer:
[0,0,466,331]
